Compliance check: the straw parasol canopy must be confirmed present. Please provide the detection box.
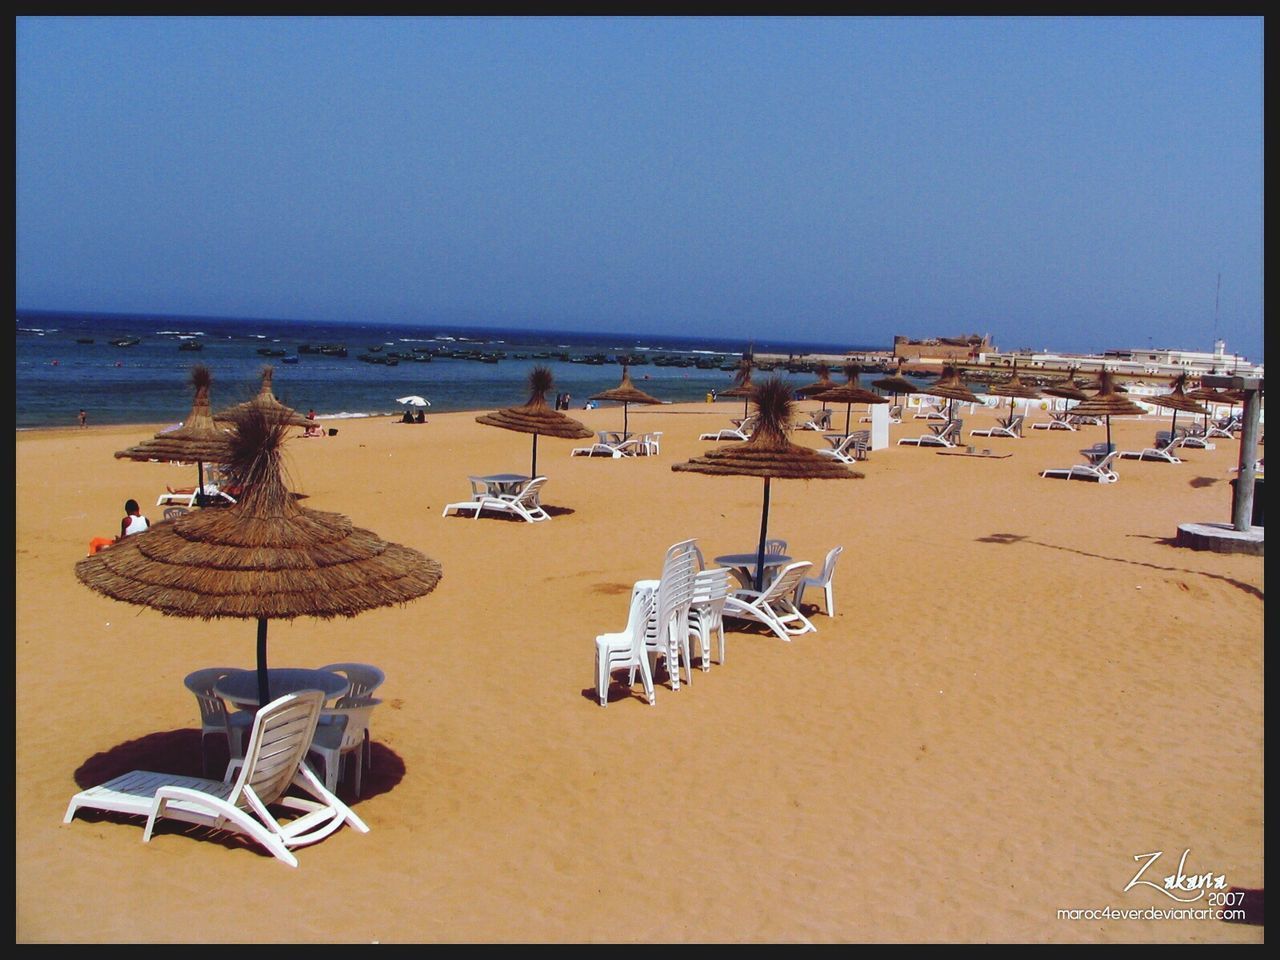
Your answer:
[1042,368,1089,403]
[673,376,860,591]
[114,364,235,499]
[589,364,662,435]
[985,362,1042,420]
[812,363,888,436]
[476,366,592,477]
[920,365,978,423]
[794,363,837,409]
[1146,373,1209,438]
[720,352,757,416]
[871,359,922,405]
[214,365,312,429]
[79,408,442,708]
[1064,369,1148,452]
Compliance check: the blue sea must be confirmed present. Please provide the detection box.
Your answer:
[15,311,890,430]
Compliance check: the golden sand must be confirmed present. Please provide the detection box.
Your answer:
[16,400,1263,943]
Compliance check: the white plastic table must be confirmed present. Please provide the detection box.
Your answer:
[214,668,349,709]
[713,553,793,590]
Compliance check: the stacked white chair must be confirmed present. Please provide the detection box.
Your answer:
[688,566,732,668]
[594,583,658,707]
[643,539,699,690]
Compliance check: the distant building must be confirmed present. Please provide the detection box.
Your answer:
[975,340,1262,380]
[893,333,993,363]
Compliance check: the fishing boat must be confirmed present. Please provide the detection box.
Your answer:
[256,347,287,357]
[179,340,203,351]
[110,337,141,347]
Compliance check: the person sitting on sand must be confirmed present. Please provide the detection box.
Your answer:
[415,409,426,423]
[87,498,149,555]
[402,409,414,423]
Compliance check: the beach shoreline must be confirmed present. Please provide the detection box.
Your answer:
[17,401,1263,943]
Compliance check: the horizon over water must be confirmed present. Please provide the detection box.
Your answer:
[15,309,885,430]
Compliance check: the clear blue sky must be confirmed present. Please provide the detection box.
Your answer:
[16,16,1265,361]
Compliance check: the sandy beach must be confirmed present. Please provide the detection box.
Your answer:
[16,398,1263,943]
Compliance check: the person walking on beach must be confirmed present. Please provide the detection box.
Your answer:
[78,408,87,428]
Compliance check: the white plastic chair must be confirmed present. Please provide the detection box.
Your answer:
[183,667,255,777]
[307,698,381,798]
[65,691,369,868]
[817,433,868,463]
[643,540,699,689]
[793,546,843,617]
[688,567,732,668]
[594,583,658,707]
[642,431,662,456]
[318,662,385,771]
[722,561,816,641]
[764,539,788,556]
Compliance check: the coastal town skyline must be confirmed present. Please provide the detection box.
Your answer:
[17,18,1264,361]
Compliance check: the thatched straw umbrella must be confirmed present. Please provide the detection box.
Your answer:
[1064,370,1148,452]
[77,409,442,709]
[984,362,1042,423]
[921,365,978,424]
[214,365,312,429]
[114,364,234,503]
[871,359,922,407]
[673,377,860,591]
[589,364,662,436]
[476,366,592,477]
[720,352,756,417]
[1147,373,1209,440]
[794,363,837,411]
[812,363,887,437]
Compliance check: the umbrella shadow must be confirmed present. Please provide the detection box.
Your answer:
[582,655,713,705]
[977,532,1263,601]
[1189,476,1222,488]
[69,727,406,857]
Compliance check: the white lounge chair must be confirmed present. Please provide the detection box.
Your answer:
[570,442,624,458]
[700,425,753,442]
[1040,449,1121,483]
[818,431,869,463]
[793,546,843,617]
[897,419,963,447]
[1118,433,1183,464]
[441,476,550,522]
[797,409,833,432]
[156,484,236,509]
[64,691,369,868]
[1205,415,1240,439]
[1172,426,1215,450]
[1031,412,1077,431]
[594,582,658,706]
[970,414,1024,439]
[913,402,949,421]
[722,561,815,642]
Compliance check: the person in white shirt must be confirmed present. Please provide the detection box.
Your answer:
[119,499,150,540]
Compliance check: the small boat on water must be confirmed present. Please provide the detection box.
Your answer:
[281,355,299,364]
[110,337,141,347]
[257,347,287,357]
[179,340,203,351]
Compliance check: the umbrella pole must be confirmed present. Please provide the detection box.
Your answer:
[844,403,852,438]
[1105,416,1113,453]
[755,477,771,593]
[256,616,270,711]
[531,433,539,478]
[624,403,629,436]
[196,460,206,508]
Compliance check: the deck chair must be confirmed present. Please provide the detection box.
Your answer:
[156,484,237,509]
[570,442,624,458]
[700,423,754,441]
[687,567,732,668]
[1205,415,1240,439]
[1173,425,1215,450]
[971,414,1023,439]
[183,668,255,777]
[898,419,962,447]
[798,408,833,431]
[1031,411,1077,431]
[1118,433,1183,464]
[913,401,949,421]
[64,691,369,868]
[818,431,869,463]
[722,561,815,642]
[793,546,843,617]
[595,582,658,706]
[1040,449,1121,483]
[442,476,550,522]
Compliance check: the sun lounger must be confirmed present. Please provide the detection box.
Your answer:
[442,476,551,522]
[1040,447,1120,483]
[818,431,870,463]
[1118,433,1183,464]
[722,561,816,642]
[797,409,833,431]
[1205,415,1240,439]
[897,419,962,448]
[1031,412,1077,431]
[970,414,1024,439]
